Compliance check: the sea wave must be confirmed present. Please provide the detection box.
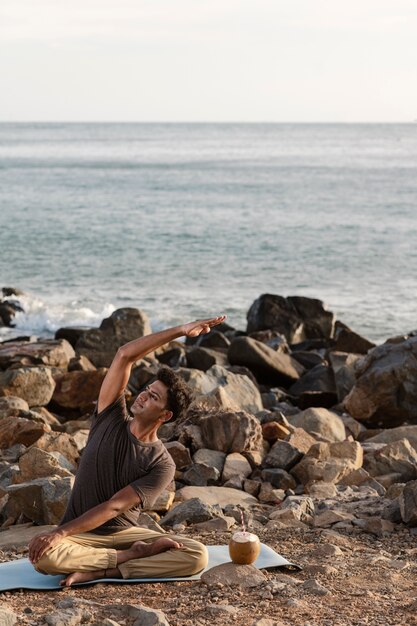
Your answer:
[0,293,115,341]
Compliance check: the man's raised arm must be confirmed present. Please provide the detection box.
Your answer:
[97,315,226,413]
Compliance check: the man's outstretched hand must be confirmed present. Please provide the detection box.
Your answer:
[181,315,227,338]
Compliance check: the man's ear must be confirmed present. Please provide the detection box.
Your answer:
[161,409,173,423]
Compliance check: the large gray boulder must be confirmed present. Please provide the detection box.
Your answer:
[0,415,51,448]
[179,364,263,414]
[399,480,417,526]
[228,336,304,386]
[366,425,417,448]
[289,407,346,442]
[0,339,75,370]
[0,366,55,406]
[52,368,107,409]
[291,440,363,486]
[159,497,222,527]
[0,396,30,418]
[246,294,335,343]
[75,307,151,367]
[199,407,263,453]
[344,335,417,426]
[329,352,362,402]
[6,476,74,524]
[363,439,417,483]
[16,446,74,482]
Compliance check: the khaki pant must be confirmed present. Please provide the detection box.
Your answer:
[34,527,208,579]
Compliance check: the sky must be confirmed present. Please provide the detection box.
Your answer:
[0,0,416,122]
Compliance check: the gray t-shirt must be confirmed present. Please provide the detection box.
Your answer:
[59,395,176,534]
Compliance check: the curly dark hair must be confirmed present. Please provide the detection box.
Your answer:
[156,366,193,422]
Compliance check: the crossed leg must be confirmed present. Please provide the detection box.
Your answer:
[34,527,208,586]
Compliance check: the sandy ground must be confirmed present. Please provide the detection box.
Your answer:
[1,524,416,626]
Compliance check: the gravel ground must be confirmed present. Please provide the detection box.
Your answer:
[1,524,416,626]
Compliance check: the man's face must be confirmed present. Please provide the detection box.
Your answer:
[130,380,171,423]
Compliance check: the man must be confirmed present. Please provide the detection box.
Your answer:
[29,315,226,587]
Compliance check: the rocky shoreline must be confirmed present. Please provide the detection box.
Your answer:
[1,288,417,625]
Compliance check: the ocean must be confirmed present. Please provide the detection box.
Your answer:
[1,122,416,344]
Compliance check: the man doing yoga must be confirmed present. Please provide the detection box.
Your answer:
[28,315,226,586]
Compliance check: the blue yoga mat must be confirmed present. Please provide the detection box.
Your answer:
[0,543,300,591]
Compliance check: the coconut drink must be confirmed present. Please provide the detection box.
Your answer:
[228,508,260,565]
[229,530,261,565]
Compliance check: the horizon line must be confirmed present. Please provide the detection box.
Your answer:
[0,120,416,125]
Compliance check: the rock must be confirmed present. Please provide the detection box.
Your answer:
[243,479,261,496]
[291,440,363,486]
[311,543,344,558]
[344,335,417,426]
[182,463,220,486]
[306,482,338,497]
[33,431,80,466]
[192,448,226,474]
[186,347,228,371]
[6,476,74,524]
[228,336,304,386]
[291,350,326,370]
[0,396,30,417]
[44,608,89,626]
[136,513,166,533]
[263,440,303,471]
[353,517,395,536]
[75,308,152,367]
[198,406,263,453]
[399,480,417,525]
[67,355,96,371]
[0,339,75,370]
[124,605,170,626]
[366,425,417,448]
[340,414,366,439]
[180,365,263,414]
[143,489,175,513]
[286,428,317,454]
[0,525,55,544]
[332,322,375,354]
[261,468,297,490]
[258,482,286,504]
[0,366,55,406]
[314,510,355,527]
[193,516,236,531]
[159,497,222,526]
[329,351,363,402]
[0,415,50,447]
[246,294,335,342]
[339,468,385,496]
[17,446,73,481]
[52,369,107,409]
[363,439,417,482]
[382,497,402,523]
[0,443,26,463]
[289,364,337,408]
[207,604,238,616]
[201,562,266,588]
[197,330,231,350]
[302,578,331,596]
[164,441,192,469]
[176,485,258,509]
[289,407,346,442]
[269,495,314,522]
[0,606,17,626]
[222,452,252,482]
[262,421,291,442]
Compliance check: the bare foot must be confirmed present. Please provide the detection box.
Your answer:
[129,537,183,559]
[60,570,101,587]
